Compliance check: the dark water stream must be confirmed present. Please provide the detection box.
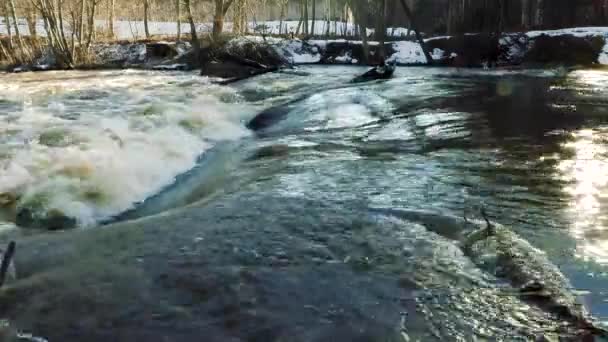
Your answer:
[0,67,607,341]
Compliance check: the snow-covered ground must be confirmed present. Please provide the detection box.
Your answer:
[526,26,608,38]
[229,36,436,65]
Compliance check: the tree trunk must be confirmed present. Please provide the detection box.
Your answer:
[36,0,74,67]
[348,0,368,63]
[311,0,316,35]
[3,0,14,50]
[397,0,433,65]
[184,0,199,64]
[85,0,97,50]
[303,0,308,35]
[521,0,529,29]
[534,0,544,27]
[295,0,303,35]
[26,5,38,39]
[0,40,13,63]
[176,0,181,41]
[108,0,115,37]
[143,0,150,38]
[233,0,246,35]
[325,0,331,36]
[9,0,32,61]
[279,1,285,35]
[378,0,387,59]
[79,0,86,46]
[212,0,224,39]
[58,0,72,57]
[212,0,235,40]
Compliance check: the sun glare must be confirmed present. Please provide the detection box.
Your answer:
[558,128,608,264]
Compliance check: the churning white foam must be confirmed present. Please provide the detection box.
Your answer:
[0,70,251,227]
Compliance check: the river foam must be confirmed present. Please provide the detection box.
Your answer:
[0,70,251,227]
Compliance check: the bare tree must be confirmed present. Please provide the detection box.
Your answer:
[26,3,38,39]
[79,0,86,46]
[183,0,198,52]
[33,0,74,67]
[277,0,287,35]
[397,0,433,64]
[348,0,368,62]
[303,0,308,34]
[233,0,247,34]
[108,0,115,37]
[176,0,181,41]
[295,0,303,34]
[143,0,150,38]
[378,0,386,59]
[85,0,102,50]
[311,0,316,35]
[2,0,14,50]
[8,0,32,60]
[212,0,235,39]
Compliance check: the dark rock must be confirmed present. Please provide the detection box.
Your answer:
[249,145,290,160]
[320,41,396,65]
[523,34,604,66]
[246,96,305,131]
[146,43,179,61]
[426,33,502,67]
[200,40,291,83]
[202,59,265,79]
[16,208,77,231]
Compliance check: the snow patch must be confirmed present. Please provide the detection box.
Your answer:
[527,27,608,38]
[388,41,426,65]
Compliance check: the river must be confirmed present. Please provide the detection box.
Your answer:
[0,66,607,341]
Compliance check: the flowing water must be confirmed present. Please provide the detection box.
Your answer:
[0,66,608,341]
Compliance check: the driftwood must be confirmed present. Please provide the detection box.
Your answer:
[0,241,16,288]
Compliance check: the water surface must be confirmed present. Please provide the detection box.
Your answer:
[0,66,607,341]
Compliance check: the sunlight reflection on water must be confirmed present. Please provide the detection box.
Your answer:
[558,128,608,264]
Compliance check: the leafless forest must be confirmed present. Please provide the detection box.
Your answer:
[1,0,608,66]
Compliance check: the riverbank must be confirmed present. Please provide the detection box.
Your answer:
[3,26,608,75]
